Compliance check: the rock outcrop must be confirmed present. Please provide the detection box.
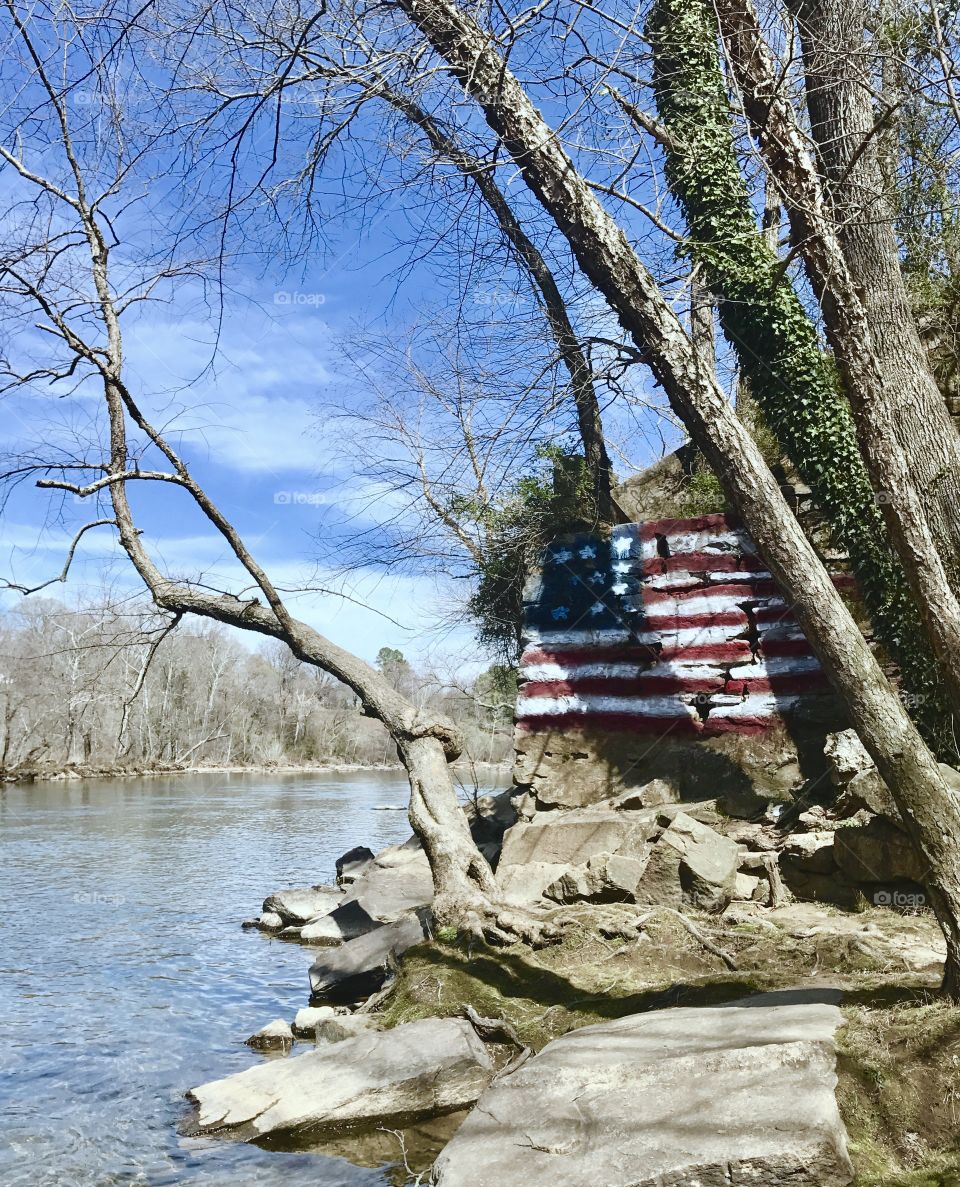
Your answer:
[186,1018,494,1142]
[434,991,853,1187]
[308,909,431,1003]
[635,810,739,912]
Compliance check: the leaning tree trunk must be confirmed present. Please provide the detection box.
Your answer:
[645,0,953,752]
[788,0,960,589]
[96,381,519,940]
[714,0,960,726]
[393,0,960,995]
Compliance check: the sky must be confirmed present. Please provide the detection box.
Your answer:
[0,10,680,675]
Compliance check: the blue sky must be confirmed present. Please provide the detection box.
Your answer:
[0,9,682,674]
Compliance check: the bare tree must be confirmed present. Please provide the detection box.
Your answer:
[0,1,551,944]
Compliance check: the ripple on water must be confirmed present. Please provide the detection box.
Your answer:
[0,770,442,1187]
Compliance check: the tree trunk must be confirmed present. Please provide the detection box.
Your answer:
[645,0,952,750]
[788,0,960,586]
[393,0,960,994]
[714,0,960,728]
[377,84,620,524]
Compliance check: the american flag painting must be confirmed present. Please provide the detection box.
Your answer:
[518,513,840,737]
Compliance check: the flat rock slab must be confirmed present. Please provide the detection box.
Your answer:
[434,990,853,1187]
[186,1017,493,1142]
[308,909,430,1002]
[262,886,343,925]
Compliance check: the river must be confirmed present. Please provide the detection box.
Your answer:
[0,769,478,1187]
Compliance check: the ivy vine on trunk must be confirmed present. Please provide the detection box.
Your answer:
[646,0,954,752]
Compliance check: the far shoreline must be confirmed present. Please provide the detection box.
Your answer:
[2,759,512,786]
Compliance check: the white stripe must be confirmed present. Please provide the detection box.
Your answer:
[517,695,698,719]
[707,570,772,583]
[708,694,804,718]
[625,593,755,618]
[729,656,822,679]
[523,628,633,647]
[663,529,755,555]
[522,623,747,651]
[521,660,726,682]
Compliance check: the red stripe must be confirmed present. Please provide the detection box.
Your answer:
[702,716,771,735]
[636,513,738,540]
[759,638,817,658]
[725,672,831,696]
[643,611,748,630]
[658,641,752,662]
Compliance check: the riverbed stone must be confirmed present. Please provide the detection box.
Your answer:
[308,909,431,1003]
[245,1019,294,1052]
[433,990,853,1187]
[336,846,375,888]
[315,1015,383,1044]
[635,811,739,913]
[292,1006,338,1038]
[262,886,343,926]
[255,911,283,932]
[186,1017,494,1142]
[302,846,435,945]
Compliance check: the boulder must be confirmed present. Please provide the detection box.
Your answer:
[336,845,375,888]
[497,806,657,905]
[302,847,435,945]
[315,1015,383,1044]
[245,1019,293,1052]
[292,1006,338,1038]
[186,1017,494,1142]
[253,911,283,932]
[733,872,761,901]
[610,780,679,810]
[781,831,837,876]
[635,812,739,913]
[433,991,853,1187]
[308,909,431,1003]
[837,769,901,824]
[824,729,873,788]
[833,817,927,885]
[262,886,343,926]
[544,852,647,905]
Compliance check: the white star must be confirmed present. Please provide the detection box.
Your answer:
[552,548,573,563]
[578,545,597,560]
[589,602,605,616]
[613,561,631,575]
[589,571,605,584]
[612,535,632,558]
[611,582,628,596]
[551,606,570,621]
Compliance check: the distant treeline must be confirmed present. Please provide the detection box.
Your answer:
[0,600,517,778]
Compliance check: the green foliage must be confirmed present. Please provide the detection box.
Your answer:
[462,445,597,662]
[646,0,953,751]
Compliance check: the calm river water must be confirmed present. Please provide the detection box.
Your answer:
[0,769,469,1187]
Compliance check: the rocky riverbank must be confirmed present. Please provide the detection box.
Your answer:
[5,759,508,785]
[184,733,960,1185]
